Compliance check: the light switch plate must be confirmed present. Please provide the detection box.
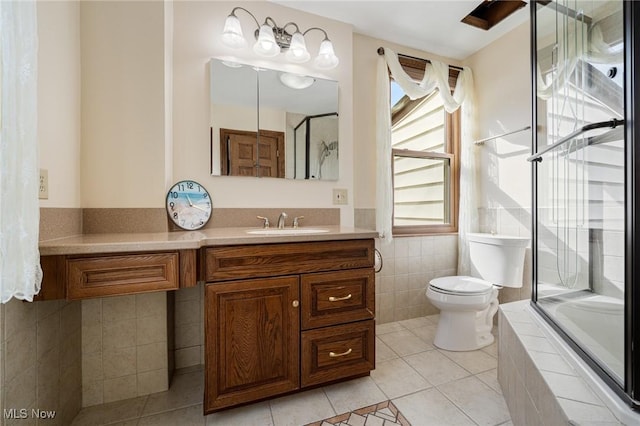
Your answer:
[39,169,49,200]
[332,188,348,205]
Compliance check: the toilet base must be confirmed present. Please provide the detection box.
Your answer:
[433,310,495,351]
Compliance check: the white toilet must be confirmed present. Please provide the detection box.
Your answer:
[426,233,529,351]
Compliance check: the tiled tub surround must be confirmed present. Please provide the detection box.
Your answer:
[499,300,638,425]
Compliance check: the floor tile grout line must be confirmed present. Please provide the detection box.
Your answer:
[434,384,484,426]
[320,387,339,420]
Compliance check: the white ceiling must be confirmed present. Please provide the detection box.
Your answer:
[270,0,530,60]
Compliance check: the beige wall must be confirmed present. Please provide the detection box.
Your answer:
[38,1,81,208]
[465,22,532,219]
[465,22,532,303]
[173,1,355,225]
[80,1,167,208]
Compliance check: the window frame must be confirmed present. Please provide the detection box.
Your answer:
[390,57,461,236]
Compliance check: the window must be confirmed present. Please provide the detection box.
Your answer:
[390,58,460,235]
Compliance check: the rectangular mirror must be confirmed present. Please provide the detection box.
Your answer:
[209,58,339,180]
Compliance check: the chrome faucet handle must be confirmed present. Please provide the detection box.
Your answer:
[256,216,270,229]
[277,212,288,229]
[293,216,304,228]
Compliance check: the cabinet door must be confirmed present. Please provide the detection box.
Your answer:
[205,276,300,413]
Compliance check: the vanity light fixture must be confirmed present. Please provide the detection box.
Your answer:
[221,7,339,70]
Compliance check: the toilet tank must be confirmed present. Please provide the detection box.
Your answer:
[468,233,529,288]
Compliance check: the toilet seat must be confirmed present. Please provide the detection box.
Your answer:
[429,276,493,296]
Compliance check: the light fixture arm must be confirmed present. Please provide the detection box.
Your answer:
[230,6,261,29]
[303,27,330,41]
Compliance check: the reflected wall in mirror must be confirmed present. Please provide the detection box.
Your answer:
[209,58,339,180]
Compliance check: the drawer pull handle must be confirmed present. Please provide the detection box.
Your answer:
[328,294,352,302]
[329,348,352,358]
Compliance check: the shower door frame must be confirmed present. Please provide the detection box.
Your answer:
[529,0,640,411]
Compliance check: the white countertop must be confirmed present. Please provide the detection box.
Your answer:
[39,226,379,256]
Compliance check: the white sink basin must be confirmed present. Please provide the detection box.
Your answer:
[246,228,330,235]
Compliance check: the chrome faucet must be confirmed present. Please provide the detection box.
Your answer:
[256,216,270,229]
[277,212,288,229]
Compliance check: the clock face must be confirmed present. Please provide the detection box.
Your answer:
[166,180,212,230]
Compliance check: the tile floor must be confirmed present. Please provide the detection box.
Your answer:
[71,315,513,426]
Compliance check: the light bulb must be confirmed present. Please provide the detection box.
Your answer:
[314,39,339,69]
[253,24,280,57]
[221,14,247,49]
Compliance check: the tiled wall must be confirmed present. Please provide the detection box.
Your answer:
[0,299,82,425]
[375,234,458,324]
[174,285,205,369]
[355,208,458,324]
[81,293,169,406]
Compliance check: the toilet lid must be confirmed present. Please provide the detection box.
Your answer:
[429,276,493,295]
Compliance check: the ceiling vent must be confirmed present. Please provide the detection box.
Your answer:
[461,0,527,30]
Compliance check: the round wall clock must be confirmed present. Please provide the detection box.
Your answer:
[166,180,212,230]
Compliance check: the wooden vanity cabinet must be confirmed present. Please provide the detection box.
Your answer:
[204,239,375,413]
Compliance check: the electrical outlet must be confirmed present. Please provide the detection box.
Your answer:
[39,169,49,200]
[332,188,348,205]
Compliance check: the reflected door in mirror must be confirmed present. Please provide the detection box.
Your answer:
[220,128,284,178]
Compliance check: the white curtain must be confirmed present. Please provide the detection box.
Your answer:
[376,48,477,271]
[375,55,393,241]
[0,0,42,303]
[457,75,478,276]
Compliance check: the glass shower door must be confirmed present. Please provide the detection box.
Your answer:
[531,0,625,383]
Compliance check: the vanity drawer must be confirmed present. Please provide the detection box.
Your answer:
[67,252,180,299]
[301,269,374,330]
[204,239,374,282]
[301,320,375,388]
